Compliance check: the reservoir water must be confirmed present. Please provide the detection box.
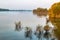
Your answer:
[0,11,56,40]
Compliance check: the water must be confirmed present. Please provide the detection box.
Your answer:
[0,11,55,40]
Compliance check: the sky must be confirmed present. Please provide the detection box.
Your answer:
[0,0,60,10]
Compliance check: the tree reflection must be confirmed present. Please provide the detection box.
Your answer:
[25,27,32,40]
[43,25,51,40]
[15,21,21,31]
[34,24,42,40]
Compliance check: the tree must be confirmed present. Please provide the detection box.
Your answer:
[48,2,60,40]
[49,2,60,22]
[33,8,48,17]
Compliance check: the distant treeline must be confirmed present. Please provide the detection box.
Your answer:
[0,8,9,11]
[0,8,32,11]
[10,10,32,11]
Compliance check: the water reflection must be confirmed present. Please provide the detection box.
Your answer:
[13,19,57,40]
[43,25,51,40]
[0,11,57,40]
[25,27,32,40]
[34,25,42,40]
[15,21,21,31]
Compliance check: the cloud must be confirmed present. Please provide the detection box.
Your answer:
[0,0,60,9]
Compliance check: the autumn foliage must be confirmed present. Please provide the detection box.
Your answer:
[33,2,60,40]
[49,2,60,19]
[33,8,48,16]
[48,2,60,40]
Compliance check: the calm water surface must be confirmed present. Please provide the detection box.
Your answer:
[0,11,49,40]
